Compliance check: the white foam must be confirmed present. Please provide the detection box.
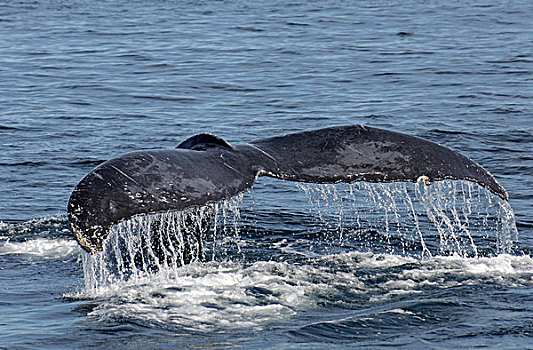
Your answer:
[398,254,533,281]
[386,308,415,315]
[74,260,318,330]
[70,180,524,330]
[0,238,79,258]
[69,251,533,331]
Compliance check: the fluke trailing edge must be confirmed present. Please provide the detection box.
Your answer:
[68,125,508,254]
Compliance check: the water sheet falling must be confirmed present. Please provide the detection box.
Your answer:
[82,194,244,293]
[81,180,518,293]
[297,180,518,258]
[71,180,527,333]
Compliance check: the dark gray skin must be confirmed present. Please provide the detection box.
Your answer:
[68,125,508,255]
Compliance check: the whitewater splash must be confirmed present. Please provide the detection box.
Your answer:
[77,180,519,290]
[73,252,533,331]
[63,180,526,330]
[85,181,518,284]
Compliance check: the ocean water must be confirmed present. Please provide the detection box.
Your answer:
[1,0,532,349]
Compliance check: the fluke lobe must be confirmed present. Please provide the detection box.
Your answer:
[68,125,508,254]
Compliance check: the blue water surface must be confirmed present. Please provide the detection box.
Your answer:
[0,0,532,349]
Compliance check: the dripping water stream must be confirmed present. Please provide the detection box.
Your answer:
[297,180,517,257]
[62,180,533,336]
[80,180,518,294]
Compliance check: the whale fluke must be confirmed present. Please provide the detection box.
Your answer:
[68,125,508,254]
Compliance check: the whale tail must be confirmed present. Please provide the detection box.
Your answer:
[68,125,508,255]
[250,125,507,200]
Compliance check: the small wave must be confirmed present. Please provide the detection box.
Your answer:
[0,238,79,258]
[0,215,70,238]
[70,159,106,167]
[0,125,18,130]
